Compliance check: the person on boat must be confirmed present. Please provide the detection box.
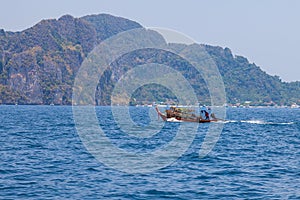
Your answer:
[205,107,214,120]
[166,106,177,118]
[166,109,172,118]
[210,113,217,120]
[200,106,208,120]
[204,110,210,120]
[207,107,218,120]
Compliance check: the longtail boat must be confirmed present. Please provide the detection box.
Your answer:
[155,106,220,123]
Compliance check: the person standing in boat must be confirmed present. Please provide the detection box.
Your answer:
[204,110,210,120]
[200,105,209,120]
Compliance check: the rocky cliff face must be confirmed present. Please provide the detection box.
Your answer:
[0,14,142,104]
[0,14,299,105]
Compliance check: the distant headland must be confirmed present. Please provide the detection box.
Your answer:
[0,14,299,106]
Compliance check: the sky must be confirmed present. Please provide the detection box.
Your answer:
[0,0,299,82]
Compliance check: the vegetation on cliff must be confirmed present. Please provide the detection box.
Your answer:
[0,14,299,106]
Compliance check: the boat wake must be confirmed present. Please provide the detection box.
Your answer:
[224,120,295,125]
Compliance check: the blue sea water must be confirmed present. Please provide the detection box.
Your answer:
[0,106,299,199]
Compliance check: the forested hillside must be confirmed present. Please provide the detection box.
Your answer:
[0,14,299,106]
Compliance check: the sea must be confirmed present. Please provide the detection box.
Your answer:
[1,105,299,199]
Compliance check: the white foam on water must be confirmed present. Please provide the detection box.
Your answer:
[240,120,294,125]
[241,120,266,124]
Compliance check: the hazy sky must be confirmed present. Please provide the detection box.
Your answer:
[1,0,299,82]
